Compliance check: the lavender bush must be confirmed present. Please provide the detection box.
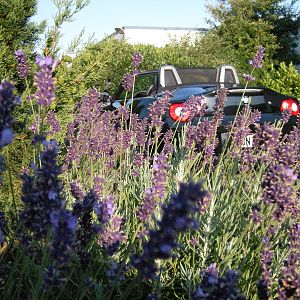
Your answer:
[0,46,299,299]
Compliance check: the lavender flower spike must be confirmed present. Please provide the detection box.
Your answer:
[242,73,256,82]
[132,52,143,69]
[46,111,61,134]
[249,45,265,69]
[15,49,30,79]
[133,181,207,279]
[193,265,245,299]
[49,209,77,266]
[32,56,55,107]
[122,73,134,91]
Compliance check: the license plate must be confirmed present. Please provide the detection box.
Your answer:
[242,135,253,148]
[221,133,253,148]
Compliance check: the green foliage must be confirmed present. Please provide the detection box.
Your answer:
[208,0,278,72]
[263,0,300,64]
[205,0,300,70]
[260,62,300,99]
[0,0,45,86]
[43,0,90,57]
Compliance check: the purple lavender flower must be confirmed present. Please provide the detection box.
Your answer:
[116,105,130,120]
[133,152,146,167]
[190,237,199,247]
[184,88,227,167]
[106,260,126,282]
[162,129,174,155]
[196,191,212,214]
[49,209,76,266]
[94,195,115,224]
[239,148,256,172]
[133,181,207,279]
[137,153,169,222]
[70,181,84,201]
[32,56,55,107]
[193,264,245,299]
[0,82,18,148]
[73,189,98,265]
[252,123,281,164]
[45,111,61,134]
[250,204,262,224]
[94,194,126,255]
[130,114,148,147]
[257,237,273,299]
[98,215,126,255]
[94,176,105,196]
[28,116,40,134]
[0,127,13,147]
[261,164,298,221]
[212,88,228,128]
[63,88,103,168]
[242,73,256,82]
[122,73,134,91]
[148,91,171,129]
[182,95,207,121]
[185,120,217,166]
[279,223,300,299]
[281,108,292,124]
[132,52,143,69]
[249,45,265,68]
[229,105,261,151]
[43,265,64,288]
[15,49,30,78]
[18,139,65,241]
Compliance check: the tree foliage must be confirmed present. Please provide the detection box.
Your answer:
[205,0,300,70]
[0,0,45,84]
[43,0,90,57]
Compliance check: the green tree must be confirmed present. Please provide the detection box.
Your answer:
[268,0,300,63]
[0,0,45,84]
[205,0,278,71]
[205,0,300,70]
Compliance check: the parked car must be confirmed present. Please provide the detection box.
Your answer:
[103,64,300,147]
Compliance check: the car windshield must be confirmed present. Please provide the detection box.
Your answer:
[114,72,158,100]
[177,68,218,84]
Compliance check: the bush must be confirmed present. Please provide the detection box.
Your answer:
[260,62,300,99]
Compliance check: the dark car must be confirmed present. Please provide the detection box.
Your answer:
[107,64,299,147]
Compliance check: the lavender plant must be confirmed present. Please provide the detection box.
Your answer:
[133,181,207,279]
[193,264,245,300]
[1,46,300,299]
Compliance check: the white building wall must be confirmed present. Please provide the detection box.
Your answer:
[114,26,208,47]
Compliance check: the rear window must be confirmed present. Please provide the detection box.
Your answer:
[177,68,217,84]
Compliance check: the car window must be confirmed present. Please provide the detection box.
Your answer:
[177,68,217,84]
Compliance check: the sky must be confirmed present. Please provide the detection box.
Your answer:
[32,0,212,53]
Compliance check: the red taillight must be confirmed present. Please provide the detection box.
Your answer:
[280,98,300,116]
[169,103,190,122]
